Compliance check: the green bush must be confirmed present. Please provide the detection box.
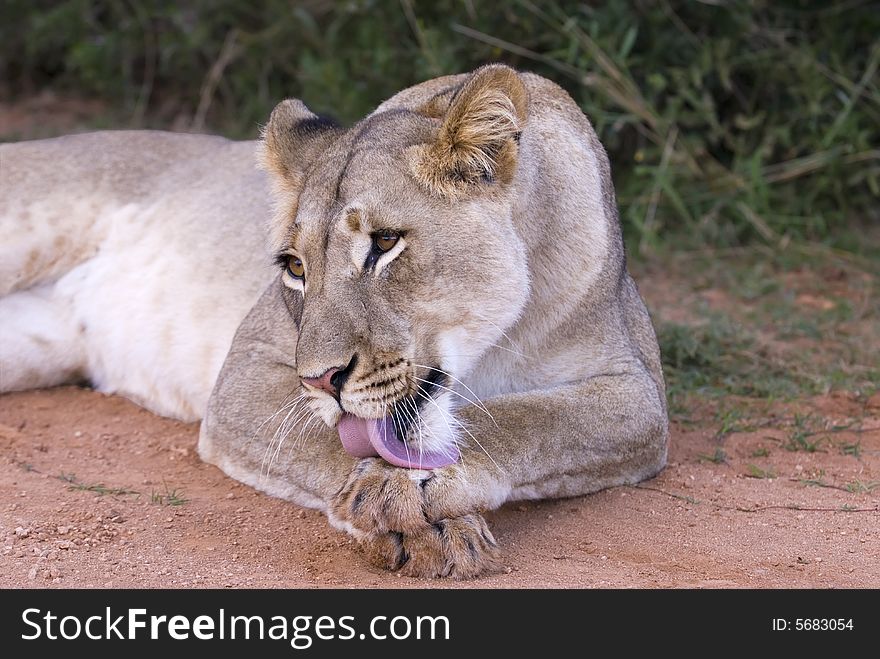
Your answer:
[2,0,877,248]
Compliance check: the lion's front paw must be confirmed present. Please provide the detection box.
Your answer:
[362,514,503,579]
[329,457,474,534]
[328,458,504,578]
[330,458,431,535]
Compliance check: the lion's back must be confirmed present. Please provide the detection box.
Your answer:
[0,131,267,295]
[1,130,276,419]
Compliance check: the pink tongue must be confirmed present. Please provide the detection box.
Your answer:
[337,413,459,469]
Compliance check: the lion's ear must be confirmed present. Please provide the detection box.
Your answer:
[410,64,528,197]
[259,99,341,196]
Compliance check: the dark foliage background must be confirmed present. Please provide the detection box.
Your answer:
[2,0,878,250]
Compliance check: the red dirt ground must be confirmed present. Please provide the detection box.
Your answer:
[1,387,877,588]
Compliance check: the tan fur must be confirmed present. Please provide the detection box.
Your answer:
[200,65,669,578]
[2,65,668,579]
[1,132,273,419]
[409,65,528,196]
[258,100,343,252]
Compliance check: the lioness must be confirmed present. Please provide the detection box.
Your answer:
[1,65,667,578]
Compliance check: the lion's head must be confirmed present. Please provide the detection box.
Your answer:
[258,65,530,468]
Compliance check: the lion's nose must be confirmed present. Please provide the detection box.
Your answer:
[301,367,341,396]
[300,356,356,398]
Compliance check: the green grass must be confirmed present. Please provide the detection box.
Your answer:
[1,1,877,250]
[150,483,189,507]
[713,407,760,439]
[58,473,140,497]
[782,414,830,453]
[697,447,727,465]
[845,480,879,494]
[839,441,862,458]
[654,245,879,416]
[658,312,803,408]
[745,464,776,480]
[57,473,188,505]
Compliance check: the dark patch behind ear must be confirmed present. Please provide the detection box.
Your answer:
[260,99,344,252]
[260,99,342,194]
[296,115,341,135]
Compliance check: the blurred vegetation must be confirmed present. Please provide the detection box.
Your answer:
[644,245,879,416]
[1,0,878,250]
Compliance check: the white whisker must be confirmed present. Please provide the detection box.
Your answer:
[471,309,524,353]
[261,398,303,478]
[465,337,528,359]
[411,374,495,425]
[398,398,424,469]
[262,392,317,477]
[248,391,302,451]
[411,362,499,429]
[416,388,499,469]
[295,414,320,452]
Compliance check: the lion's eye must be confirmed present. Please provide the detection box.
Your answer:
[374,232,400,252]
[286,256,305,279]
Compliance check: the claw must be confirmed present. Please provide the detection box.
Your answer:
[332,459,504,578]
